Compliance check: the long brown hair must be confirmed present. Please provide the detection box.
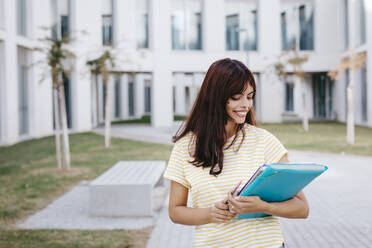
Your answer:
[173,58,257,176]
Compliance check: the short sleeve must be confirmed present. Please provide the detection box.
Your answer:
[263,130,288,164]
[164,140,191,189]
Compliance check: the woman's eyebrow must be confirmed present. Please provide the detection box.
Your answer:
[247,90,255,95]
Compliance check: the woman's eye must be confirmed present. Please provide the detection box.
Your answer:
[231,96,240,100]
[248,97,253,100]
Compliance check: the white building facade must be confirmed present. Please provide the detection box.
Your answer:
[0,0,371,146]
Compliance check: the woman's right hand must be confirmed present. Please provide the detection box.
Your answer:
[209,199,237,223]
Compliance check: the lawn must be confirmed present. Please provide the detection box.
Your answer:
[261,121,372,156]
[0,121,371,247]
[0,133,172,248]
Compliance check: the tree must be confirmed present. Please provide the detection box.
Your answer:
[274,48,309,132]
[35,28,76,170]
[87,51,115,148]
[328,50,366,145]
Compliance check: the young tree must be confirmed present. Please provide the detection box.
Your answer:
[35,28,76,170]
[275,49,309,132]
[328,50,366,145]
[87,51,115,148]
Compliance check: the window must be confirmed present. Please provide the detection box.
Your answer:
[144,80,151,114]
[171,0,202,50]
[0,0,5,30]
[17,0,27,36]
[137,0,149,48]
[102,0,113,46]
[343,0,349,49]
[361,66,367,122]
[358,0,366,45]
[51,0,70,39]
[281,1,314,50]
[128,75,135,117]
[17,47,29,135]
[226,15,239,50]
[115,76,121,118]
[285,82,294,112]
[226,0,258,51]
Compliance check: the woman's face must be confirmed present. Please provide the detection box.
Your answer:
[226,84,255,124]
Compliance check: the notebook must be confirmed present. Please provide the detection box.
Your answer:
[237,163,328,219]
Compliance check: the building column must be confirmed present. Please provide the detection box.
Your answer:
[151,0,173,127]
[203,0,225,53]
[120,74,129,119]
[135,74,145,118]
[97,76,104,124]
[70,0,101,131]
[2,0,18,144]
[30,0,53,138]
[174,73,186,115]
[108,74,115,120]
[258,0,282,122]
[366,0,372,127]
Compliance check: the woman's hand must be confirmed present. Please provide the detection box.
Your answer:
[227,193,270,215]
[209,199,237,223]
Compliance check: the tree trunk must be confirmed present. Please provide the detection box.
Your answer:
[59,83,71,170]
[53,85,62,169]
[302,81,309,132]
[346,84,355,145]
[104,76,111,148]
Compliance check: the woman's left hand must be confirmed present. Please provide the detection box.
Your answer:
[227,193,270,215]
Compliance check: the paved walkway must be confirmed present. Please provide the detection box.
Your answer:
[95,124,372,248]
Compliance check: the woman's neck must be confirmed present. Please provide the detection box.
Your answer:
[225,121,238,139]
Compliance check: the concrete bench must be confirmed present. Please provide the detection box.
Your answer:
[89,160,166,217]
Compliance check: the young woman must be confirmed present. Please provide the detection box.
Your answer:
[164,58,309,247]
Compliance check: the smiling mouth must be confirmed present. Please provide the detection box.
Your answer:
[233,111,248,118]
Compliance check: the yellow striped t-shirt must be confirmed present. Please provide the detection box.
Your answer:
[164,124,288,248]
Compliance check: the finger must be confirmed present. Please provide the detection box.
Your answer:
[215,201,229,210]
[228,193,241,207]
[214,213,236,221]
[234,196,257,202]
[215,209,236,218]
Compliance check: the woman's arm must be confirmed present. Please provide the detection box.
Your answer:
[168,181,237,225]
[228,154,309,219]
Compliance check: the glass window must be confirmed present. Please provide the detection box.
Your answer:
[226,14,240,50]
[102,15,113,46]
[344,0,349,49]
[359,0,366,45]
[102,0,113,46]
[361,66,367,122]
[17,47,29,135]
[137,0,149,48]
[115,76,121,118]
[225,0,258,51]
[17,0,27,36]
[128,75,135,117]
[171,0,202,50]
[285,82,294,112]
[144,79,151,114]
[51,0,70,39]
[281,1,314,51]
[0,0,5,30]
[299,4,314,50]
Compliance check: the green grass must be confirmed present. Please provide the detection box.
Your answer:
[112,115,187,124]
[1,121,371,247]
[0,133,172,247]
[261,121,372,156]
[0,229,140,248]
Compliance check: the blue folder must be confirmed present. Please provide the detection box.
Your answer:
[237,163,328,219]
